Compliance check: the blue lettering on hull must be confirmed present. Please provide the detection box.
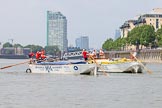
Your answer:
[45,65,53,72]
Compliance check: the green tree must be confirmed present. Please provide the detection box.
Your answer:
[156,26,162,47]
[24,45,43,53]
[102,25,157,50]
[112,37,123,50]
[127,25,155,48]
[102,38,114,51]
[44,45,60,55]
[14,44,23,48]
[3,42,13,48]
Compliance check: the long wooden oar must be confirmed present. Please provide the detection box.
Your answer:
[0,60,30,70]
[130,52,152,74]
[89,55,108,76]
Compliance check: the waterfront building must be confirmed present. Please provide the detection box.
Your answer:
[120,20,137,38]
[120,8,162,38]
[0,47,30,55]
[47,11,68,53]
[75,36,89,50]
[0,47,30,59]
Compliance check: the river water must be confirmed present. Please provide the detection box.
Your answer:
[0,59,162,108]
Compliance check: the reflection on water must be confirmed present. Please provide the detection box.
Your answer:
[0,59,162,108]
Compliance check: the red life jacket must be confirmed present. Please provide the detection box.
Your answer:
[41,54,46,59]
[29,52,35,58]
[36,51,41,60]
[82,51,87,58]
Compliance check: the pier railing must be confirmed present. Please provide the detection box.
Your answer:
[105,49,162,63]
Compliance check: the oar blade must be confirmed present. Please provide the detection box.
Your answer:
[147,70,152,74]
[0,60,30,70]
[0,66,12,70]
[130,52,153,74]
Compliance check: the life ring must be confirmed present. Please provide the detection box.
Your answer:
[73,66,78,70]
[26,68,32,73]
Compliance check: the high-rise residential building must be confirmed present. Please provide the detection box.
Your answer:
[114,29,121,40]
[120,8,162,38]
[47,11,68,52]
[75,36,89,50]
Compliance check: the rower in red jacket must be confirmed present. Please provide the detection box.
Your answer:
[41,49,46,60]
[36,51,41,60]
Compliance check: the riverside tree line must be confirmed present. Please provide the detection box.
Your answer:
[2,43,60,56]
[102,25,162,51]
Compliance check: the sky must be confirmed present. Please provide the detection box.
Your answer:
[0,0,162,49]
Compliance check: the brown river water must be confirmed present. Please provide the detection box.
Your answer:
[0,59,162,108]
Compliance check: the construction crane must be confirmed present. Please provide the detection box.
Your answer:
[8,39,14,45]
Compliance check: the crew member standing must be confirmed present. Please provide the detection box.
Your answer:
[130,50,137,61]
[92,49,97,58]
[82,49,88,61]
[99,49,105,58]
[28,52,35,64]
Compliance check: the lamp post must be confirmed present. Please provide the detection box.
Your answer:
[54,49,56,58]
[144,40,146,49]
[122,44,124,51]
[154,38,158,49]
[136,40,139,51]
[149,43,152,49]
[136,40,138,51]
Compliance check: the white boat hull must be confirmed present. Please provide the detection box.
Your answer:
[26,59,144,75]
[98,61,144,73]
[27,64,97,75]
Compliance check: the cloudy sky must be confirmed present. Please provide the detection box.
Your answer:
[0,0,162,49]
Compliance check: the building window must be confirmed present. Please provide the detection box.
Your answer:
[156,19,159,29]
